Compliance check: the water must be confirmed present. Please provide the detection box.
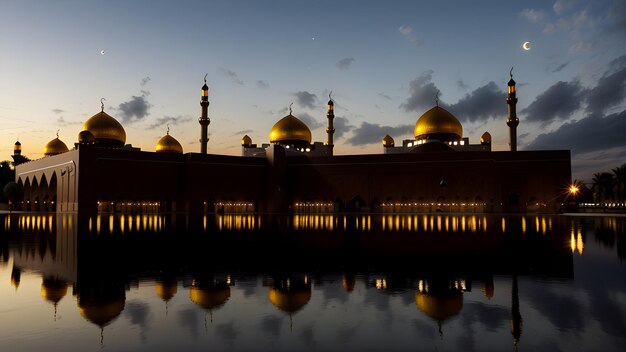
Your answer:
[0,213,624,351]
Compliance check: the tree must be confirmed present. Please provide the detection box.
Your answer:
[0,161,15,204]
[591,172,615,203]
[612,164,626,202]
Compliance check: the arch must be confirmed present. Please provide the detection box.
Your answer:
[346,195,367,212]
[49,173,58,211]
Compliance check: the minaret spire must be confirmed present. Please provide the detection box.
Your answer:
[199,74,210,154]
[507,67,519,152]
[326,91,335,154]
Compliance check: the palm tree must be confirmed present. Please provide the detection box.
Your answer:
[591,172,615,203]
[612,164,626,202]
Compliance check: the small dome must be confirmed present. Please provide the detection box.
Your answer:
[269,287,311,313]
[78,130,95,144]
[41,278,68,304]
[415,291,463,321]
[382,134,395,147]
[480,131,492,145]
[190,287,230,310]
[155,281,178,302]
[81,111,126,147]
[269,114,312,146]
[156,134,183,154]
[14,140,21,146]
[43,137,69,156]
[414,106,462,142]
[242,134,252,147]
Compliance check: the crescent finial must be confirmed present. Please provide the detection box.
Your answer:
[329,91,333,101]
[56,129,59,138]
[166,124,170,135]
[100,98,106,112]
[289,102,293,115]
[204,73,208,84]
[435,90,440,107]
[510,67,514,79]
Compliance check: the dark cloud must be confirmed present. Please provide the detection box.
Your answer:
[448,82,507,123]
[346,122,412,146]
[256,80,270,88]
[292,91,319,109]
[298,112,324,130]
[52,109,64,114]
[552,62,569,73]
[233,129,254,136]
[333,116,353,139]
[215,322,239,343]
[124,300,151,342]
[117,94,152,123]
[400,70,440,113]
[585,55,626,115]
[260,315,283,338]
[526,109,626,155]
[140,76,151,86]
[456,79,469,90]
[148,115,191,130]
[177,308,200,340]
[520,80,585,124]
[336,57,355,70]
[219,68,244,85]
[378,92,391,100]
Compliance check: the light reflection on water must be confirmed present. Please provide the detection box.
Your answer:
[0,213,625,351]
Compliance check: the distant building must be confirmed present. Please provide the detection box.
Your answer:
[13,72,571,214]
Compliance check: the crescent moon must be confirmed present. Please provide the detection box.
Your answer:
[523,42,531,51]
[100,49,106,55]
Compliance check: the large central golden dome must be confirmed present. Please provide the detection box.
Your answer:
[414,106,462,142]
[269,114,312,146]
[81,111,126,147]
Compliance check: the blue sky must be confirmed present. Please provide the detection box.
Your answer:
[1,0,625,181]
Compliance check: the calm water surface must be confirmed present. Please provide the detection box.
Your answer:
[0,213,624,351]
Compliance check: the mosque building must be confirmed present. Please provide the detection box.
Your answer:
[11,71,571,214]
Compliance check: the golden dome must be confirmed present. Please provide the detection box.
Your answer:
[78,130,95,144]
[43,137,69,156]
[414,106,462,141]
[480,131,492,144]
[79,298,125,327]
[155,281,178,302]
[156,133,183,154]
[382,134,395,147]
[190,287,230,310]
[80,111,126,147]
[269,287,311,313]
[415,292,463,321]
[242,134,252,147]
[269,114,312,145]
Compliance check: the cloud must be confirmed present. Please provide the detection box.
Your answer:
[378,92,391,100]
[140,76,151,86]
[292,91,319,109]
[220,68,244,85]
[148,115,191,130]
[346,122,412,146]
[527,109,626,155]
[333,116,354,139]
[519,8,546,22]
[585,55,626,116]
[117,94,152,123]
[298,112,324,129]
[233,129,254,136]
[520,80,586,124]
[456,79,469,90]
[52,109,64,114]
[256,80,270,88]
[448,81,507,123]
[336,57,355,70]
[400,70,440,112]
[552,62,569,73]
[398,25,422,47]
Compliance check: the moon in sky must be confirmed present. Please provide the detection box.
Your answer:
[100,49,106,55]
[523,41,531,50]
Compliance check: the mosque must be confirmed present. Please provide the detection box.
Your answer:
[11,72,571,214]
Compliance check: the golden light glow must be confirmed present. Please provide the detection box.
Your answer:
[569,185,579,195]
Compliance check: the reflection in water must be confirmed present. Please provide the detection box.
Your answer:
[0,213,624,351]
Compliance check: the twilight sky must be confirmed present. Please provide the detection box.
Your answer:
[1,0,625,181]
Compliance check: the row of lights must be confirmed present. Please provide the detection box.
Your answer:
[284,145,312,152]
[214,202,254,207]
[97,202,161,206]
[293,202,334,207]
[381,202,487,207]
[19,200,55,204]
[579,202,626,207]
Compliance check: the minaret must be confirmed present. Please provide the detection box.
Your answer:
[507,67,519,152]
[13,140,21,156]
[326,92,335,155]
[199,75,210,154]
